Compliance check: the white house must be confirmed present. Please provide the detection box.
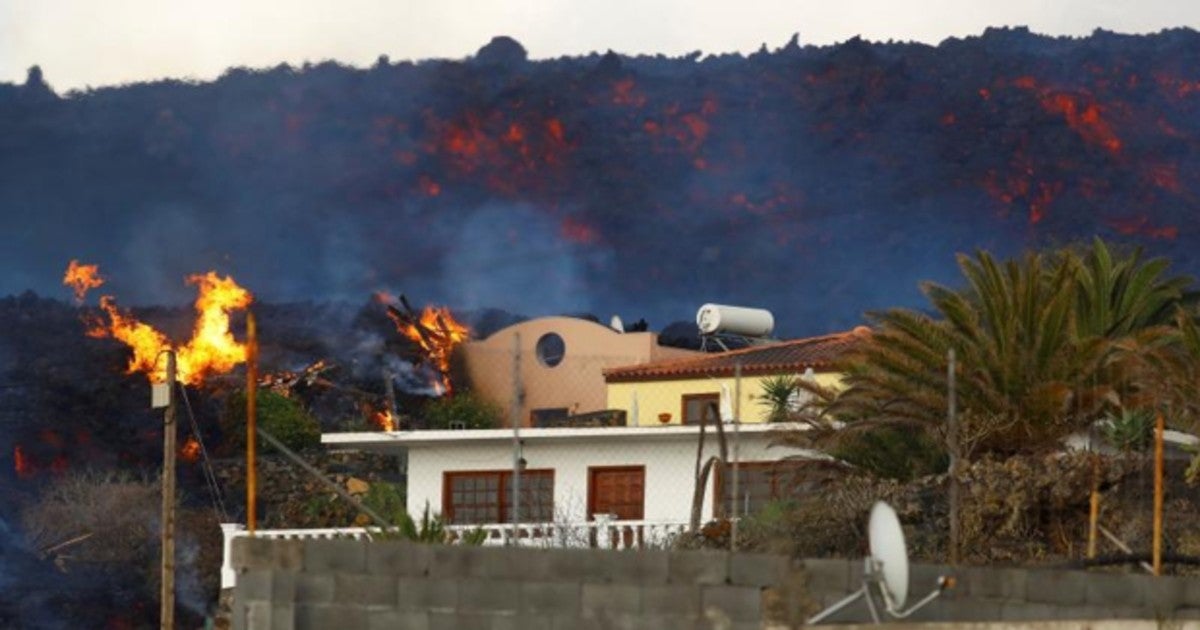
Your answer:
[321,423,821,545]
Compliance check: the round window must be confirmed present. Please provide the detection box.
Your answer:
[535,332,565,367]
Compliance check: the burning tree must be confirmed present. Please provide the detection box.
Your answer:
[381,294,469,395]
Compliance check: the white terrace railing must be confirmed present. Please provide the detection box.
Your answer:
[220,516,690,589]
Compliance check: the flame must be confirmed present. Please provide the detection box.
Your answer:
[62,260,105,303]
[180,437,201,463]
[83,264,253,384]
[14,445,32,478]
[386,303,469,394]
[371,409,396,432]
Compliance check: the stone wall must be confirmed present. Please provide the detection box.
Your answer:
[230,537,1200,629]
[805,558,1200,624]
[230,537,801,629]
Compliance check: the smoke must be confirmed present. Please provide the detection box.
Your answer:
[438,203,611,316]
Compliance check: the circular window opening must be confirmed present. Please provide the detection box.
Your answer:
[536,332,566,367]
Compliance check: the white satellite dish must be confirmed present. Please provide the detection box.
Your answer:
[807,501,953,625]
[868,501,910,609]
[610,315,624,333]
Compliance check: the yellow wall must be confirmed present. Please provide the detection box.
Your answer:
[605,372,844,426]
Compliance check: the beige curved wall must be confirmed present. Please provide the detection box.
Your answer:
[458,317,700,427]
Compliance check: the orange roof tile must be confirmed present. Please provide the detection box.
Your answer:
[603,327,870,383]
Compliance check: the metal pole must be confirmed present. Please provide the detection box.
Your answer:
[947,348,960,566]
[510,333,522,543]
[1153,411,1165,576]
[247,312,258,535]
[160,351,177,630]
[731,361,741,551]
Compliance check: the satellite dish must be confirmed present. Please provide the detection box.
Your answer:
[806,500,953,625]
[610,315,624,333]
[868,501,909,609]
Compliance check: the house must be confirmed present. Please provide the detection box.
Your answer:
[603,327,869,426]
[219,327,866,585]
[457,316,701,427]
[320,422,824,545]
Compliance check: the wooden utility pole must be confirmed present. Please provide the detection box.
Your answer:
[1087,455,1100,560]
[247,313,258,535]
[1153,411,1165,576]
[947,348,960,566]
[160,351,177,630]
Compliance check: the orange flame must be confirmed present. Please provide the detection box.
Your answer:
[180,436,201,463]
[84,264,253,384]
[13,445,32,478]
[371,409,396,432]
[62,260,105,303]
[387,304,468,394]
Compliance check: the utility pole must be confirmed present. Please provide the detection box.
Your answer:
[247,313,258,535]
[1153,411,1165,576]
[510,333,522,543]
[160,350,177,630]
[947,348,960,566]
[730,361,742,552]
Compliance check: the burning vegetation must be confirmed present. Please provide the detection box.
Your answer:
[68,262,253,385]
[381,293,469,396]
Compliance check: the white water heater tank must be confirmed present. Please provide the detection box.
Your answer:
[696,304,775,337]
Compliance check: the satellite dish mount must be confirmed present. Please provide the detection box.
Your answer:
[807,502,954,625]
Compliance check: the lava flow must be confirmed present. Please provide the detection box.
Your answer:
[381,294,469,395]
[69,262,253,384]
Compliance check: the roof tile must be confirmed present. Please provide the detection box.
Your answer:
[603,327,870,382]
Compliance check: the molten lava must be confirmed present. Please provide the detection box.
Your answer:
[62,259,105,303]
[180,437,201,463]
[384,296,469,395]
[14,445,32,478]
[77,263,253,384]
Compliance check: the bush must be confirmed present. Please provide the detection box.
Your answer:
[422,391,503,429]
[363,482,407,523]
[831,426,948,481]
[221,389,321,452]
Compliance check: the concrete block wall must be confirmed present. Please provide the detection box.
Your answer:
[803,558,1200,624]
[230,538,801,630]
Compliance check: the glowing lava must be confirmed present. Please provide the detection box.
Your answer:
[62,260,105,303]
[75,262,253,384]
[13,445,31,478]
[180,437,201,463]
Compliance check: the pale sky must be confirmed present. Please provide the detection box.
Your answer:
[2,0,1199,91]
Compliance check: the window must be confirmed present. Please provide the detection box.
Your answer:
[681,393,720,425]
[714,461,810,516]
[535,332,565,367]
[443,469,554,524]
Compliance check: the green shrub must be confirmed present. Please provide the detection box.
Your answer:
[363,482,407,524]
[831,426,948,481]
[422,391,503,429]
[221,389,321,452]
[1102,408,1155,453]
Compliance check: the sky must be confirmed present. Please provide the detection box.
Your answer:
[3,0,1200,91]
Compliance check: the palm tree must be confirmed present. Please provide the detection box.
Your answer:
[800,239,1195,459]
